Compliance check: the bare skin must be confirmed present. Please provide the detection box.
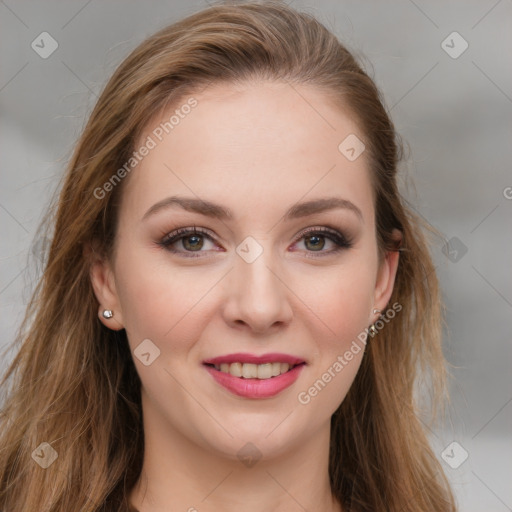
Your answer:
[91,80,400,512]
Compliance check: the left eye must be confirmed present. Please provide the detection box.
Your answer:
[291,227,353,256]
[159,226,352,258]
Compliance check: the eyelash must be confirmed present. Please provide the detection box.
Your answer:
[158,225,353,259]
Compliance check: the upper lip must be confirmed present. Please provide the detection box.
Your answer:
[203,353,306,366]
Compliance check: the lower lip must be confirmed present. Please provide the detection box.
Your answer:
[204,364,305,399]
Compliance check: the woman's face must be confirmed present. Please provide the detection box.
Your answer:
[91,80,399,460]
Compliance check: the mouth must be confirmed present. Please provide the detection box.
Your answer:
[202,353,307,399]
[203,361,305,380]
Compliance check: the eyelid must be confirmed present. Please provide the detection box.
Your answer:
[292,225,351,243]
[160,225,215,245]
[158,224,353,257]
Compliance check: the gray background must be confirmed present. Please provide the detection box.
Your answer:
[1,1,511,510]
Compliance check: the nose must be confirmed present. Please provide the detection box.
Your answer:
[221,246,294,334]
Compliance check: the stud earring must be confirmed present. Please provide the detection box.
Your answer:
[368,308,382,337]
[102,309,114,319]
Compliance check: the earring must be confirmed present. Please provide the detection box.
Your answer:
[368,308,382,337]
[102,309,114,319]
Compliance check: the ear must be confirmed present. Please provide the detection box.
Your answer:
[371,229,402,319]
[89,250,125,331]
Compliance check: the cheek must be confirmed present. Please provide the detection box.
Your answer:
[113,247,218,350]
[294,267,373,418]
[294,257,377,346]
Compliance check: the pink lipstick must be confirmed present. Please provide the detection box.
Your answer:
[203,352,306,399]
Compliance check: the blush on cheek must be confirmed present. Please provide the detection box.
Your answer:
[306,284,373,346]
[118,273,215,359]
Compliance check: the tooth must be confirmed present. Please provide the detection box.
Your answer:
[271,362,281,376]
[257,363,273,379]
[242,363,258,379]
[217,362,296,378]
[230,362,242,377]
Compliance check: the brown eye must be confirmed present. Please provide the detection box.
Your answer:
[292,227,353,257]
[304,234,326,251]
[159,227,217,257]
[181,234,204,251]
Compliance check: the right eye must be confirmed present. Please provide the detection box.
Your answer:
[159,226,220,257]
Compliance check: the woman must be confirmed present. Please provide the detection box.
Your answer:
[0,1,457,511]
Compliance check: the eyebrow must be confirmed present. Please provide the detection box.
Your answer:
[142,195,363,223]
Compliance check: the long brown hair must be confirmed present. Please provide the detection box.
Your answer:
[0,1,457,510]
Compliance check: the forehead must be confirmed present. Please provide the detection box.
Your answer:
[121,81,373,224]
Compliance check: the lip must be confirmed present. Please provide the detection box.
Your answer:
[204,363,306,399]
[203,352,306,366]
